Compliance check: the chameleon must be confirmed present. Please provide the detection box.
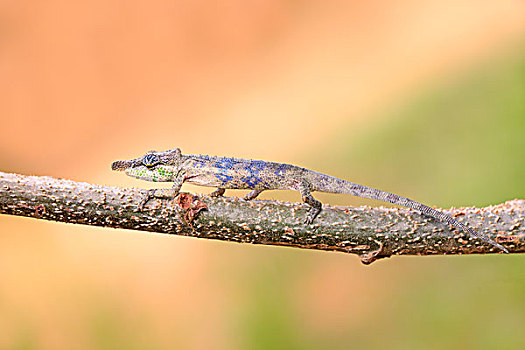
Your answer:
[111,148,507,253]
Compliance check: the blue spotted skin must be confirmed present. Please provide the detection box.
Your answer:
[184,155,301,191]
[111,148,507,252]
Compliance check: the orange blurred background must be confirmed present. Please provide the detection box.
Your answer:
[1,1,525,349]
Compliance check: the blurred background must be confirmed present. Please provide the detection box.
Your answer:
[1,1,525,349]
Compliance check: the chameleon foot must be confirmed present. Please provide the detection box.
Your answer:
[138,188,180,210]
[138,189,157,210]
[304,209,321,225]
[244,189,263,201]
[301,192,322,224]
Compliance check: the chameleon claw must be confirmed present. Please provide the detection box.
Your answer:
[304,216,314,225]
[304,207,321,225]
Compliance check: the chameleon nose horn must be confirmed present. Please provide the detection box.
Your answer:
[111,161,128,171]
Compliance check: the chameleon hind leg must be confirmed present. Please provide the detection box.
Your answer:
[298,184,322,224]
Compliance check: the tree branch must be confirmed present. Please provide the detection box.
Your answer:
[0,171,523,264]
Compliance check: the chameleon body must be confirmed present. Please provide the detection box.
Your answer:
[111,148,507,252]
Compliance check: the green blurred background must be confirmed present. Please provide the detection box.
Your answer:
[1,1,524,349]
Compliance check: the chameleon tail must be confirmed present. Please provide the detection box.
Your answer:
[310,172,507,253]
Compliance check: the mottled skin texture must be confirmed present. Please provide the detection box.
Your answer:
[112,148,507,252]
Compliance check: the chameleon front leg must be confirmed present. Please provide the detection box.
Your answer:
[298,184,322,224]
[244,189,263,201]
[210,188,225,197]
[138,179,184,210]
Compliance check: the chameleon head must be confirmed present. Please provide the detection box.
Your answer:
[111,149,181,182]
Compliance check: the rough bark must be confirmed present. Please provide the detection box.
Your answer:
[0,171,523,264]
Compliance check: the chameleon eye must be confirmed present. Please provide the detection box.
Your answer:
[143,154,159,167]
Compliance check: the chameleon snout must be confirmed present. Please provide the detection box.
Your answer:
[111,161,128,171]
